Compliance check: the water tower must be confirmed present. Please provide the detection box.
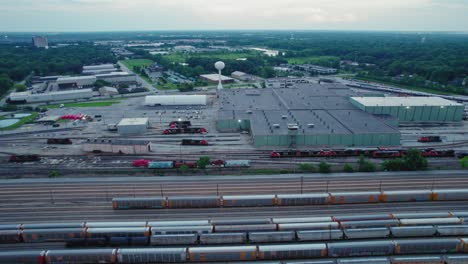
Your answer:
[214,61,225,91]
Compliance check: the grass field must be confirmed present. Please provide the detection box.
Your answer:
[0,112,38,131]
[121,59,154,69]
[45,100,121,109]
[354,76,457,96]
[286,56,339,65]
[164,52,258,63]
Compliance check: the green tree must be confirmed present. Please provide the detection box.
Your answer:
[179,164,189,173]
[14,83,27,92]
[196,156,210,169]
[382,159,406,171]
[402,149,428,171]
[343,164,354,173]
[298,163,316,172]
[358,156,376,172]
[319,162,331,173]
[460,157,468,169]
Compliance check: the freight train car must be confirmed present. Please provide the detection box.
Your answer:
[181,139,208,146]
[8,155,40,162]
[46,138,72,145]
[170,121,192,129]
[163,128,207,135]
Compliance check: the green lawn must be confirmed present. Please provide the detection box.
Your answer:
[354,76,457,96]
[121,59,154,69]
[45,100,121,109]
[286,56,339,65]
[164,52,259,63]
[0,112,38,131]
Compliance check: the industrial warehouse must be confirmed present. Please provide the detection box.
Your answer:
[217,84,401,147]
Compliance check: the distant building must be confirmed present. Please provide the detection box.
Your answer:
[117,118,149,135]
[144,95,207,106]
[8,89,93,104]
[32,36,48,48]
[266,78,310,88]
[200,74,235,84]
[99,86,119,96]
[56,76,97,89]
[231,71,255,81]
[82,64,117,75]
[95,72,137,85]
[83,139,151,154]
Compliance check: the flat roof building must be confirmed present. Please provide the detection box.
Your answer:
[350,96,464,122]
[117,118,149,135]
[83,138,151,154]
[32,36,48,48]
[145,95,207,106]
[8,89,93,104]
[200,74,235,84]
[217,84,400,147]
[82,64,117,75]
[56,76,97,89]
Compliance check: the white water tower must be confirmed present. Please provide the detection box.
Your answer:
[215,61,225,91]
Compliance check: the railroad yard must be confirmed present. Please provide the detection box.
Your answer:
[1,78,468,263]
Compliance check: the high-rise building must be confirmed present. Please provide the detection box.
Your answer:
[32,36,48,48]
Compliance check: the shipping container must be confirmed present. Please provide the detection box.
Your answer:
[181,139,208,146]
[222,195,275,207]
[296,230,343,241]
[436,226,468,236]
[330,191,380,204]
[248,231,295,243]
[394,238,462,254]
[45,249,116,264]
[279,222,339,231]
[339,220,399,229]
[151,225,213,235]
[390,255,444,264]
[0,251,44,264]
[432,189,468,201]
[167,196,219,208]
[211,218,272,225]
[327,240,394,257]
[22,228,84,243]
[273,217,333,224]
[0,230,20,243]
[215,224,277,233]
[344,228,390,239]
[148,220,210,227]
[380,190,432,202]
[277,193,329,206]
[85,227,150,238]
[258,243,327,260]
[399,217,462,226]
[200,233,247,244]
[188,246,257,262]
[390,226,437,237]
[112,197,166,209]
[337,257,390,264]
[117,248,186,263]
[150,234,198,245]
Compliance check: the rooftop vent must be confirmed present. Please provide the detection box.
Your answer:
[308,123,315,128]
[246,110,253,114]
[282,115,288,119]
[273,124,280,128]
[288,123,299,130]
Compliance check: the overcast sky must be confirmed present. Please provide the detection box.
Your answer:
[1,0,467,32]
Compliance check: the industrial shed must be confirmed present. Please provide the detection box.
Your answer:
[144,95,207,106]
[217,84,400,147]
[83,139,151,154]
[8,89,94,104]
[117,118,149,135]
[350,97,464,122]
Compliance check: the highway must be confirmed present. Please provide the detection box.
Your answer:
[0,171,468,224]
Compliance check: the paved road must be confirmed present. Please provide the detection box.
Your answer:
[118,61,155,91]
